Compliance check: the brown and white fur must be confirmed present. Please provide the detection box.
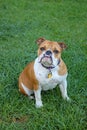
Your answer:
[19,38,70,108]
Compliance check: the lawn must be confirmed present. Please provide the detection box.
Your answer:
[0,0,87,129]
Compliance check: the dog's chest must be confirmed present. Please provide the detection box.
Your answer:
[35,67,62,90]
[34,59,67,91]
[37,70,59,90]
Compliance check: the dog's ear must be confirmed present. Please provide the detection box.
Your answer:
[36,37,46,45]
[58,42,67,50]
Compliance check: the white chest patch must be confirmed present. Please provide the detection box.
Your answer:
[34,58,67,91]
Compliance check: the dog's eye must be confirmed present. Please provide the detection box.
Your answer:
[40,47,45,51]
[53,50,59,54]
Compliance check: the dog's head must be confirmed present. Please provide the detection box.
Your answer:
[36,38,67,68]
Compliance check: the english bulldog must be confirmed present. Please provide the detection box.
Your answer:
[19,38,70,108]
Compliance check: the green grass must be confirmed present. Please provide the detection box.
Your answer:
[0,0,87,129]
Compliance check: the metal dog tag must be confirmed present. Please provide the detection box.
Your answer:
[48,71,52,78]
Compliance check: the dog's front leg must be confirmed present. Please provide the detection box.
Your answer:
[34,87,43,108]
[59,79,70,101]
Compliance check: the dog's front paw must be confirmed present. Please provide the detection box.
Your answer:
[66,96,71,101]
[35,101,43,108]
[64,96,71,102]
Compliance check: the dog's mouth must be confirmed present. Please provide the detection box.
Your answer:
[40,55,53,67]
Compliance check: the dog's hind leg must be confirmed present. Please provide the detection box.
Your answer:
[19,82,34,99]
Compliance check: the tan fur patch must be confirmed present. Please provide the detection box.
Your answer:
[58,59,67,75]
[19,61,39,95]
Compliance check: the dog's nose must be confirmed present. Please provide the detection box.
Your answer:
[46,50,52,55]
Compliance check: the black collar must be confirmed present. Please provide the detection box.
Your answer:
[41,59,60,70]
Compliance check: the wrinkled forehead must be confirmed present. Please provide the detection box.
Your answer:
[39,41,61,51]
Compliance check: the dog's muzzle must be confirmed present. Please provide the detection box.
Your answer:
[40,50,53,67]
